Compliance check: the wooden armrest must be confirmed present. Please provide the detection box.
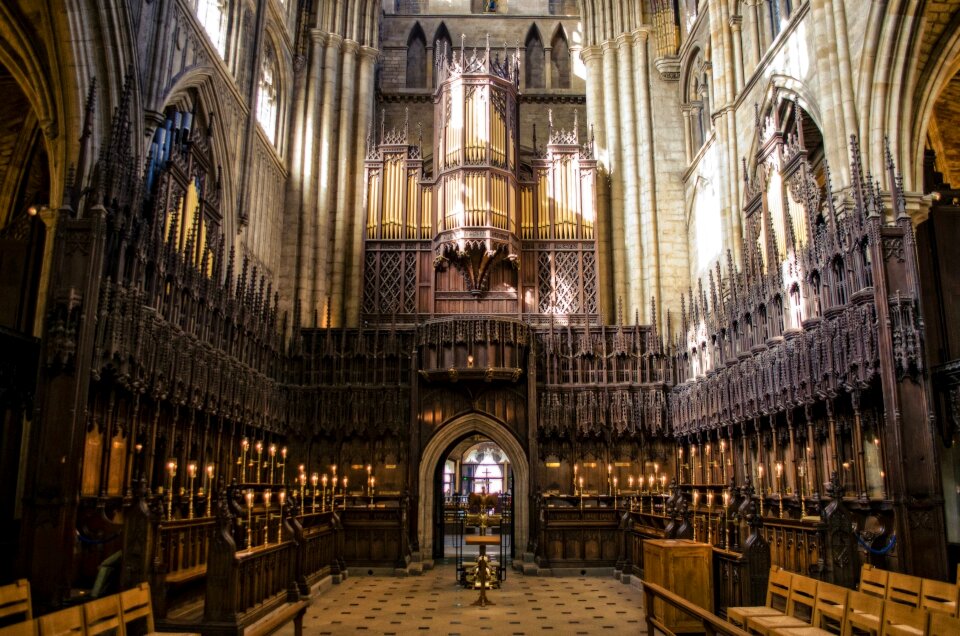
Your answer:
[244,601,309,636]
[165,566,207,585]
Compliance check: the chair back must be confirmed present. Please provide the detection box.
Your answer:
[82,596,124,636]
[813,581,849,633]
[860,564,889,599]
[885,572,922,608]
[879,602,927,636]
[0,580,32,622]
[929,611,960,636]
[0,620,37,636]
[119,584,154,635]
[920,578,960,617]
[766,567,794,613]
[787,575,818,623]
[844,590,885,636]
[38,606,85,636]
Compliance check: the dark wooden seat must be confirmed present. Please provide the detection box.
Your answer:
[0,580,32,624]
[243,601,309,636]
[162,566,206,586]
[0,620,37,636]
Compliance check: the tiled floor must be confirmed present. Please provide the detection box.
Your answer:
[290,563,647,635]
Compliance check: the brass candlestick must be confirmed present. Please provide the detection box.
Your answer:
[205,464,214,517]
[263,489,272,545]
[342,477,348,508]
[268,444,277,484]
[578,477,584,510]
[240,438,249,483]
[166,460,177,520]
[369,476,375,507]
[321,474,328,511]
[311,473,318,512]
[245,489,254,550]
[255,442,263,484]
[187,462,197,519]
[277,491,285,543]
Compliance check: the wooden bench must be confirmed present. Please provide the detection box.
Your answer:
[0,620,36,636]
[242,601,308,636]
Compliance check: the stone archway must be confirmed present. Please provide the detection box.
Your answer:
[417,413,529,562]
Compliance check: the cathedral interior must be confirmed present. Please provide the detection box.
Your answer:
[2,0,960,633]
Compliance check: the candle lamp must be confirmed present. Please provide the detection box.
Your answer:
[648,474,654,494]
[166,460,177,520]
[321,474,328,511]
[692,489,700,541]
[241,438,250,483]
[757,464,765,516]
[205,464,215,517]
[187,462,197,519]
[369,476,375,506]
[628,475,634,493]
[245,489,254,549]
[255,441,263,484]
[578,476,585,510]
[263,489,272,545]
[613,477,618,509]
[776,461,784,518]
[269,444,277,484]
[798,463,808,518]
[342,477,348,508]
[573,463,579,494]
[311,473,319,512]
[722,490,731,548]
[280,447,288,485]
[706,491,714,544]
[277,491,285,543]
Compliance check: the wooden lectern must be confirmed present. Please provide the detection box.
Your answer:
[642,539,713,633]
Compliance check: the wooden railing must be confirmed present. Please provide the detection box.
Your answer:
[294,510,338,592]
[339,500,409,569]
[643,580,751,636]
[536,498,620,569]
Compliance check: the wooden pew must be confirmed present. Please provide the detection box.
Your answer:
[0,580,32,625]
[37,606,84,636]
[0,620,36,636]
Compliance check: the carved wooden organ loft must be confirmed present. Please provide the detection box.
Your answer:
[14,48,950,613]
[362,38,599,318]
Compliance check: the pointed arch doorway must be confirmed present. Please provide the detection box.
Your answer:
[417,413,529,564]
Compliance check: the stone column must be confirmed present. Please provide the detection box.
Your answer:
[600,40,627,309]
[635,30,661,325]
[329,39,359,326]
[32,208,59,337]
[580,45,614,320]
[682,107,694,164]
[617,32,643,316]
[346,46,379,326]
[314,33,343,322]
[544,46,552,89]
[730,15,745,93]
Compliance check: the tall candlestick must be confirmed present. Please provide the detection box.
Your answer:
[311,473,319,512]
[263,489,272,545]
[245,489,254,549]
[757,464,765,516]
[369,476,375,506]
[255,441,263,484]
[205,464,215,517]
[187,462,197,519]
[342,477,348,508]
[241,438,250,483]
[166,460,177,520]
[269,444,277,484]
[321,474,328,511]
[280,447,287,485]
[277,491,285,542]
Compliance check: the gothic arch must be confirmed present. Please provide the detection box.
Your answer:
[159,71,237,241]
[406,22,427,88]
[524,25,545,89]
[744,78,825,178]
[549,24,570,89]
[416,412,529,561]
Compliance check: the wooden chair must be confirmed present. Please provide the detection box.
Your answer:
[747,574,819,635]
[885,573,922,608]
[728,567,794,628]
[842,590,885,636]
[0,620,37,636]
[0,580,32,623]
[920,578,959,617]
[928,611,960,636]
[806,582,851,635]
[82,596,124,636]
[38,606,85,636]
[119,585,153,636]
[879,603,927,636]
[859,565,889,600]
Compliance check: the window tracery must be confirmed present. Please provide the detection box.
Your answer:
[194,0,228,58]
[256,46,279,145]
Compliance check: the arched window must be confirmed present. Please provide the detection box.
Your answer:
[682,50,710,157]
[810,271,822,317]
[256,46,279,145]
[406,23,427,88]
[860,241,873,289]
[766,0,793,40]
[790,284,802,328]
[550,27,570,89]
[195,0,228,58]
[525,27,545,89]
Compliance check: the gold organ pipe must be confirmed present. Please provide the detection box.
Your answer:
[522,187,533,239]
[407,171,417,238]
[366,172,379,237]
[421,186,432,238]
[538,170,551,239]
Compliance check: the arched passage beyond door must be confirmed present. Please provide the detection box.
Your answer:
[417,414,529,562]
